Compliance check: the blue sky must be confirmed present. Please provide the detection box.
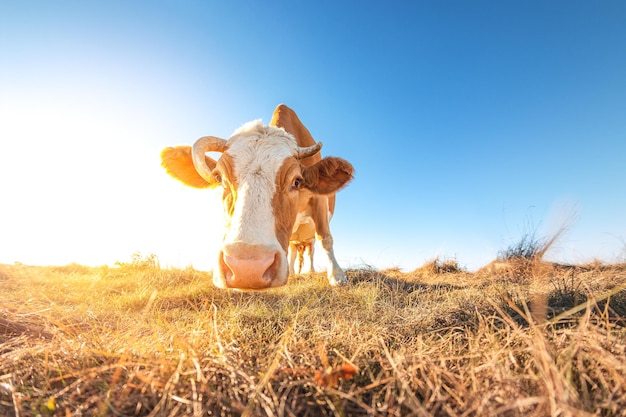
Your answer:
[1,1,625,271]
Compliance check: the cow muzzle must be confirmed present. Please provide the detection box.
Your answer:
[216,242,287,290]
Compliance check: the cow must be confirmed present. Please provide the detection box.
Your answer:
[160,104,353,290]
[290,238,315,274]
[289,216,316,274]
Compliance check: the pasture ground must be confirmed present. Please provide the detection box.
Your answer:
[1,259,625,416]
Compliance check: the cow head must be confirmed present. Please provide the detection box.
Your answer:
[161,117,353,290]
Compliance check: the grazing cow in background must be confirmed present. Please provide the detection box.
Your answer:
[289,216,317,274]
[160,104,354,290]
[288,191,339,274]
[290,239,315,274]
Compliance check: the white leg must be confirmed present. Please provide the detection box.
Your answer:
[288,242,297,275]
[318,235,347,285]
[297,245,304,274]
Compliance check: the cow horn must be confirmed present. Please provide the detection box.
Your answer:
[295,142,322,159]
[192,136,228,182]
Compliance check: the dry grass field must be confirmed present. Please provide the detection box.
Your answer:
[1,254,625,416]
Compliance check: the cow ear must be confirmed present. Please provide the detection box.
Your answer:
[160,146,218,189]
[302,157,354,195]
[270,104,316,147]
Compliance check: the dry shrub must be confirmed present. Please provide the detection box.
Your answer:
[477,224,571,284]
[414,256,465,277]
[115,251,161,270]
[477,258,554,283]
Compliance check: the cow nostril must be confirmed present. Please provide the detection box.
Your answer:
[221,249,278,289]
[219,251,234,281]
[262,252,281,281]
[216,242,289,290]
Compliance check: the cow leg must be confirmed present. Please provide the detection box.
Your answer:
[308,243,315,273]
[311,197,347,285]
[297,245,304,274]
[316,235,346,285]
[288,242,297,275]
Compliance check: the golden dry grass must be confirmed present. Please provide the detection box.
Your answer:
[1,259,625,416]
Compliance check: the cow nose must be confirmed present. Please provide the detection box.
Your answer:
[219,243,283,290]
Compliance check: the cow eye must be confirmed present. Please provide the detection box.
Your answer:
[213,172,223,184]
[292,177,303,190]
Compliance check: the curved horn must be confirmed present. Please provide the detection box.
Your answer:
[192,136,228,182]
[294,142,322,160]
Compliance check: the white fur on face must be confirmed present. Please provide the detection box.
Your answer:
[222,121,298,250]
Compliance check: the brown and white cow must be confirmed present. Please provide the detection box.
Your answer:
[289,216,317,274]
[160,104,353,290]
[290,238,315,274]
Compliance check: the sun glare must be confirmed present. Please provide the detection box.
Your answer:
[0,98,223,270]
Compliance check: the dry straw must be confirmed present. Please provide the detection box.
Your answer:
[1,248,625,416]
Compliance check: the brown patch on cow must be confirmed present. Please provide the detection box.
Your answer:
[270,104,321,167]
[161,146,214,189]
[303,157,354,195]
[214,153,237,187]
[272,158,311,252]
[309,195,331,238]
[214,153,238,218]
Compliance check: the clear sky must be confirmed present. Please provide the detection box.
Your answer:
[1,1,625,271]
